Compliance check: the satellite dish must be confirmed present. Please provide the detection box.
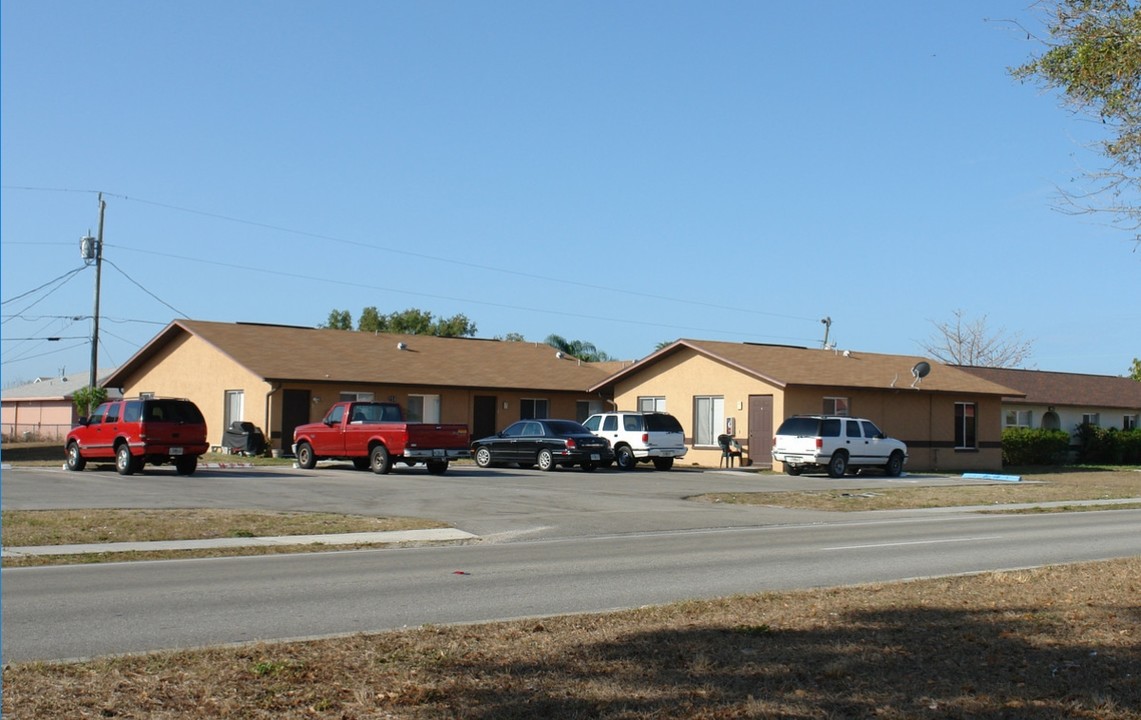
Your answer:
[396,342,407,350]
[910,361,931,387]
[555,351,564,359]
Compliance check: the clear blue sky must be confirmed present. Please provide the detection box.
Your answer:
[3,1,1138,386]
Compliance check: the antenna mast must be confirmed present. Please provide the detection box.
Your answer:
[820,316,832,349]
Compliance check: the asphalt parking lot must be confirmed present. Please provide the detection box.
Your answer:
[0,461,1001,542]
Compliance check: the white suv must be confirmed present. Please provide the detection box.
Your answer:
[582,411,687,471]
[771,415,907,478]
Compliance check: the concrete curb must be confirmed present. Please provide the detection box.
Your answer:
[1,528,478,558]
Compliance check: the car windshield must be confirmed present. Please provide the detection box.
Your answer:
[643,414,683,432]
[545,420,589,435]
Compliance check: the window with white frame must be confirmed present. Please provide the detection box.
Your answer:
[955,402,977,449]
[638,396,667,412]
[340,391,375,402]
[1125,415,1138,431]
[693,395,724,446]
[224,390,244,430]
[520,398,549,420]
[1082,412,1100,427]
[407,394,440,423]
[823,397,849,416]
[1004,409,1032,428]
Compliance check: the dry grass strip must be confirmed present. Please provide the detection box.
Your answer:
[4,557,1138,719]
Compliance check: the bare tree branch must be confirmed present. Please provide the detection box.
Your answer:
[920,309,1035,368]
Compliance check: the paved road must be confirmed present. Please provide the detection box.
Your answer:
[5,509,1140,663]
[0,462,1003,540]
[4,464,1140,663]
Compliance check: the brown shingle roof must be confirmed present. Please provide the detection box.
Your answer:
[956,366,1141,409]
[590,339,1021,396]
[104,320,619,392]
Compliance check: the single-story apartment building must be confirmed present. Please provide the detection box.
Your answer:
[80,320,1028,472]
[99,319,627,453]
[1,371,120,443]
[955,366,1141,434]
[588,339,1022,472]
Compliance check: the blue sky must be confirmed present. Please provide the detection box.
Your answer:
[3,1,1138,386]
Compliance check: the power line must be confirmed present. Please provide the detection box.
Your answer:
[0,268,88,332]
[0,340,88,366]
[1,266,87,306]
[3,185,820,324]
[113,244,820,345]
[103,258,189,318]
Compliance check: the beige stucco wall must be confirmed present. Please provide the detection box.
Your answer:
[610,350,1005,472]
[116,334,269,447]
[113,333,606,451]
[611,352,782,467]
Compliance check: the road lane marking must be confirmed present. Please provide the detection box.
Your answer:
[822,536,1003,551]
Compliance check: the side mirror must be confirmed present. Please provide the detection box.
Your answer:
[77,417,89,426]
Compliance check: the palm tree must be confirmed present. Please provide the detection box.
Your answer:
[544,334,612,362]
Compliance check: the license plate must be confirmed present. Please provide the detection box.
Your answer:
[170,447,183,455]
[433,449,445,457]
[591,453,601,461]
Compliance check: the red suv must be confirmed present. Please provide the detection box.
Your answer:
[65,398,209,475]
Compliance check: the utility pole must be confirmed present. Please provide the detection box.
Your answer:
[84,194,106,392]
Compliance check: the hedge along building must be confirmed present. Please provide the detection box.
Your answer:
[99,319,626,453]
[587,339,1022,472]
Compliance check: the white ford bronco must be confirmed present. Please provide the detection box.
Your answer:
[771,415,907,478]
[582,411,687,471]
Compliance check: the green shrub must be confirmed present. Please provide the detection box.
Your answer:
[1114,428,1141,464]
[1002,427,1070,466]
[1074,424,1141,465]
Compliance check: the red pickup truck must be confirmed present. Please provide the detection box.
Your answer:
[292,401,470,475]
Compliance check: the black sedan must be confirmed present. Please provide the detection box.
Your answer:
[471,419,614,472]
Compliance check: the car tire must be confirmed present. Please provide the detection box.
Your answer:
[174,456,198,476]
[615,446,636,471]
[370,445,392,475]
[65,442,86,472]
[426,459,449,475]
[827,452,848,478]
[296,442,316,470]
[537,449,556,471]
[474,446,493,468]
[652,457,674,471]
[885,451,904,477]
[785,465,802,476]
[116,444,136,476]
